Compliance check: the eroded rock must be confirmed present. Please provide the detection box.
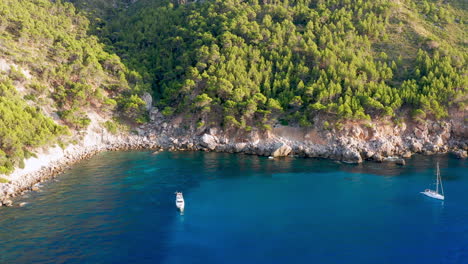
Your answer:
[342,148,362,163]
[271,143,292,157]
[372,153,383,162]
[395,158,406,166]
[234,143,247,153]
[411,141,423,153]
[141,92,153,111]
[402,151,412,158]
[200,134,218,150]
[452,150,467,159]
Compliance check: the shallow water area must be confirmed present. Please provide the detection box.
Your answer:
[0,151,467,264]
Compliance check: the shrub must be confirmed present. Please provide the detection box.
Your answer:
[161,106,175,117]
[0,177,9,183]
[9,66,26,82]
[196,121,205,128]
[103,120,118,134]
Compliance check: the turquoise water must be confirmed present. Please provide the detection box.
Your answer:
[0,151,466,264]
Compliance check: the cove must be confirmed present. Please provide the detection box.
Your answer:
[0,151,466,264]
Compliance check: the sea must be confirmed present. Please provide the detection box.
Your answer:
[0,151,466,264]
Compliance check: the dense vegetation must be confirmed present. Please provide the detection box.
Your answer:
[0,79,68,173]
[0,0,147,173]
[101,0,467,129]
[0,0,467,174]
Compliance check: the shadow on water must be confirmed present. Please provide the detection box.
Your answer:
[319,154,466,180]
[206,152,467,181]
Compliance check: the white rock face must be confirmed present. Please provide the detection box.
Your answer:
[0,58,10,72]
[149,107,161,121]
[1,106,465,203]
[234,143,247,153]
[141,92,153,111]
[0,58,31,79]
[342,148,362,163]
[271,143,292,157]
[200,134,218,150]
[453,150,467,159]
[434,136,444,147]
[411,141,423,152]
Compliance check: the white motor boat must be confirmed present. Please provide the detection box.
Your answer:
[175,192,185,211]
[421,162,445,200]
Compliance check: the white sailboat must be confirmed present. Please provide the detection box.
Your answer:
[175,192,185,211]
[421,162,444,200]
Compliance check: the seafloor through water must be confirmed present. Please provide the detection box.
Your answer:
[0,151,466,264]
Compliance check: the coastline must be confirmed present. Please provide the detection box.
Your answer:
[0,131,157,207]
[1,113,466,206]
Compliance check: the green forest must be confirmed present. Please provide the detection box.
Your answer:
[100,0,467,129]
[0,0,146,173]
[0,0,467,173]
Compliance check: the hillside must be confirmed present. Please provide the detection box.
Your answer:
[99,0,467,131]
[0,0,148,174]
[0,0,467,175]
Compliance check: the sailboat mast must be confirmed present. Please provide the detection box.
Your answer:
[436,162,440,193]
[438,163,444,196]
[436,162,439,193]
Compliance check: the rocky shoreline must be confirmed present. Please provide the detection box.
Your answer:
[1,114,466,207]
[0,134,158,207]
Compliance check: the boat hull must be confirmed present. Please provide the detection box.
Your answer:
[176,201,185,211]
[421,191,444,200]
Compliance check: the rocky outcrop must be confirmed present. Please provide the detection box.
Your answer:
[271,143,292,157]
[141,92,153,111]
[1,111,466,205]
[0,134,160,206]
[200,133,218,150]
[396,159,406,166]
[2,199,13,207]
[341,148,363,164]
[452,150,467,159]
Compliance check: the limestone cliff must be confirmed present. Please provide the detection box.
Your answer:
[1,98,467,206]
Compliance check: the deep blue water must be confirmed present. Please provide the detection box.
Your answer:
[0,151,466,264]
